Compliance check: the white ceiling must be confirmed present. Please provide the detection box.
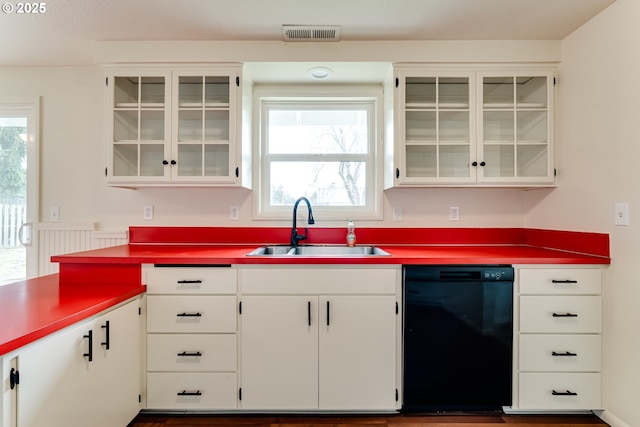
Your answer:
[0,0,615,72]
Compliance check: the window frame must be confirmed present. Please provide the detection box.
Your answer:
[252,85,384,221]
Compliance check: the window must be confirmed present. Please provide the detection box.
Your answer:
[254,86,382,220]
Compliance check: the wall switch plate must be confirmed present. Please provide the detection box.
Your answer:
[49,206,59,222]
[143,205,154,221]
[449,206,460,221]
[615,202,629,226]
[230,206,240,221]
[392,206,403,222]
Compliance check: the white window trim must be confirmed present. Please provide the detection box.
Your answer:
[252,84,384,221]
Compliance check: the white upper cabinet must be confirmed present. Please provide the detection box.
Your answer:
[105,65,250,187]
[478,71,554,185]
[386,65,555,187]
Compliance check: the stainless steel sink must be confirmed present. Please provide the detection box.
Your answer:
[246,244,390,257]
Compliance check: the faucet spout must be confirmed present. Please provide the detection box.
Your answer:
[291,197,315,246]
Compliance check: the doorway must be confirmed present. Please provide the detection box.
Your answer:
[0,98,39,285]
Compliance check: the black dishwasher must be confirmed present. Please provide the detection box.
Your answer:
[403,265,514,412]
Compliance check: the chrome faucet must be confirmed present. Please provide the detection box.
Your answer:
[291,196,315,246]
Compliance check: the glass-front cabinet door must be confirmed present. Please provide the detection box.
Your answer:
[172,70,238,183]
[108,72,171,182]
[478,71,554,184]
[396,71,475,184]
[106,66,243,186]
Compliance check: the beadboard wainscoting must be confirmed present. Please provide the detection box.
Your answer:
[37,222,128,275]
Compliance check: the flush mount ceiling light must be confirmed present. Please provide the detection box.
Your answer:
[307,67,333,80]
[283,25,341,42]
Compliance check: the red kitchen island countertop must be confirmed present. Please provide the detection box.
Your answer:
[1,227,609,357]
[0,274,145,356]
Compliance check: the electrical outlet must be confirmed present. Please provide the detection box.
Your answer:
[143,205,154,221]
[449,206,460,221]
[392,206,403,222]
[49,206,59,222]
[230,206,240,221]
[614,202,629,226]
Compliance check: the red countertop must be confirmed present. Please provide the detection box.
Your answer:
[51,242,608,265]
[0,274,145,356]
[2,227,609,358]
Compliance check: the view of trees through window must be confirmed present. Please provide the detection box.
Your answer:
[0,117,27,285]
[267,107,370,208]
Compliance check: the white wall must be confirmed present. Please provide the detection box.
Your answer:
[524,0,639,425]
[0,40,556,231]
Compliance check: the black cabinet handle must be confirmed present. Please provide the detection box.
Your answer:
[479,161,486,167]
[176,312,202,317]
[472,161,478,167]
[9,368,19,390]
[308,301,311,326]
[552,390,578,396]
[552,312,578,317]
[395,168,399,179]
[171,160,177,165]
[83,330,93,362]
[177,351,202,357]
[162,160,168,165]
[177,390,202,396]
[177,280,203,284]
[552,351,578,357]
[326,301,330,326]
[101,320,110,350]
[235,166,239,178]
[552,279,578,284]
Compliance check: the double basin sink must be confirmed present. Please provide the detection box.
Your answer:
[247,244,391,257]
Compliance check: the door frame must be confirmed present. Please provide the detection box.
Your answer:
[0,96,40,279]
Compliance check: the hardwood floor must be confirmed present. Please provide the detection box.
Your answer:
[127,413,610,427]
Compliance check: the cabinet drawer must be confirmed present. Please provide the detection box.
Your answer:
[520,296,601,333]
[147,334,237,372]
[518,373,601,410]
[241,267,398,295]
[519,334,601,372]
[147,372,237,409]
[147,296,236,333]
[146,267,237,295]
[519,269,601,295]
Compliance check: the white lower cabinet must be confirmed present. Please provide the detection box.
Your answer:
[239,266,401,412]
[144,265,238,410]
[511,266,603,412]
[1,298,141,427]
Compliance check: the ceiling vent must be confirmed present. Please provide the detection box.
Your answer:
[283,25,341,42]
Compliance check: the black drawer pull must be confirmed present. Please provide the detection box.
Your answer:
[552,279,578,284]
[552,390,578,396]
[83,330,93,362]
[177,390,202,396]
[177,280,203,284]
[552,351,578,357]
[177,351,202,357]
[552,312,578,317]
[176,312,202,317]
[308,301,311,326]
[101,320,110,350]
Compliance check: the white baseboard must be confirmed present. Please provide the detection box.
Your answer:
[598,410,631,427]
